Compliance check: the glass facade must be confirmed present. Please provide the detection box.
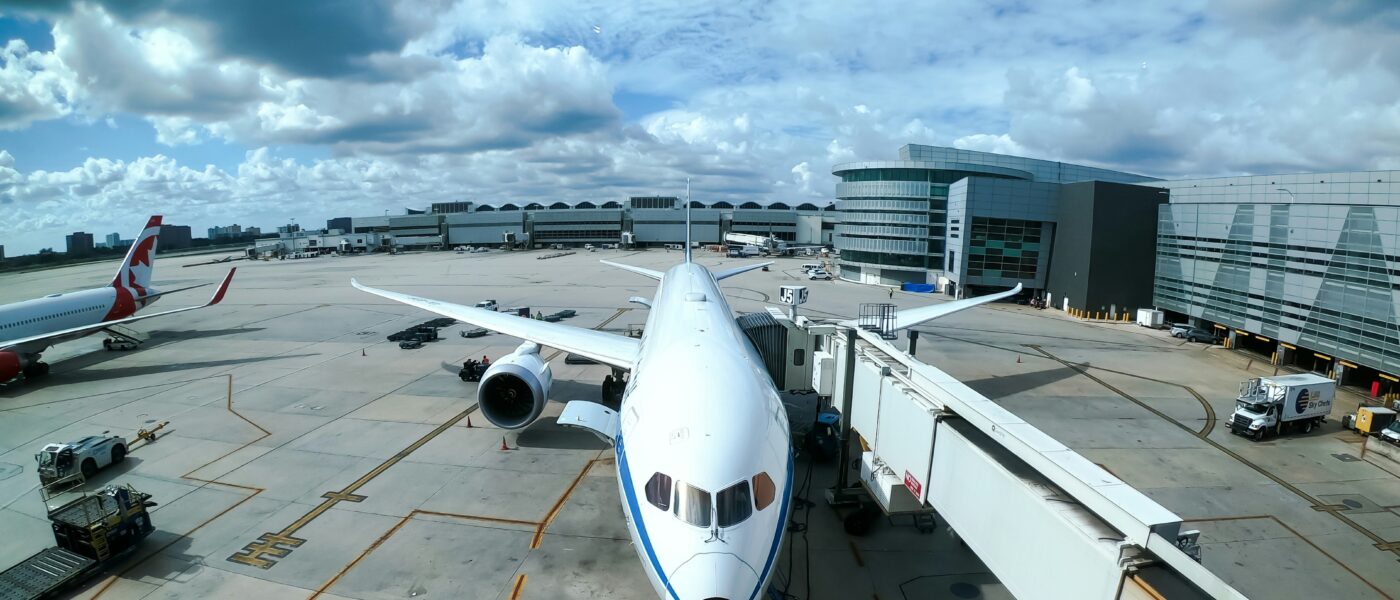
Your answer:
[1154,176,1400,377]
[834,144,1154,287]
[966,217,1043,279]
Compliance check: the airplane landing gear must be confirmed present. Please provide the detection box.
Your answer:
[601,369,627,407]
[23,361,50,378]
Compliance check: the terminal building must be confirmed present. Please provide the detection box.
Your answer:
[832,145,1159,302]
[1152,171,1400,389]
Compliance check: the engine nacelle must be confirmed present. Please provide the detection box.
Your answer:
[478,342,553,429]
[0,352,21,383]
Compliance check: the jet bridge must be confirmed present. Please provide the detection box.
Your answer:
[810,326,1249,600]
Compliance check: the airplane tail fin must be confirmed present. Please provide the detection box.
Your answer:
[684,178,693,263]
[111,215,162,294]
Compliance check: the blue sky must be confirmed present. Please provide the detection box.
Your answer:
[1,1,1399,254]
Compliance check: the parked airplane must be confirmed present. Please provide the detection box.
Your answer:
[0,216,237,383]
[352,205,1017,599]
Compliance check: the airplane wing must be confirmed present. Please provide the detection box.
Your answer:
[351,279,642,370]
[713,261,772,281]
[599,260,663,281]
[840,283,1022,332]
[0,268,237,351]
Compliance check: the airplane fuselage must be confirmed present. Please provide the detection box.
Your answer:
[616,262,792,600]
[0,286,155,355]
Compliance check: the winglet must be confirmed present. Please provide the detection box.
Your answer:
[207,268,236,305]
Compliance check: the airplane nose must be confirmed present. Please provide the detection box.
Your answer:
[667,552,759,600]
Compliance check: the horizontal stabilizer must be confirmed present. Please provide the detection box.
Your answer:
[840,283,1021,333]
[558,400,619,445]
[714,261,772,281]
[600,260,663,281]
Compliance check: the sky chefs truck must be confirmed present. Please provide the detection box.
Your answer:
[1230,374,1335,440]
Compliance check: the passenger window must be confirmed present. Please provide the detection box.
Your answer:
[672,483,711,527]
[716,481,753,527]
[752,473,776,511]
[645,472,672,511]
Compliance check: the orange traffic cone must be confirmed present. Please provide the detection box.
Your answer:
[500,436,510,451]
[1016,355,1022,364]
[466,416,473,428]
[361,348,366,357]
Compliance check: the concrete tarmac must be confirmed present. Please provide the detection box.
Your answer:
[0,249,1005,600]
[1,246,1395,598]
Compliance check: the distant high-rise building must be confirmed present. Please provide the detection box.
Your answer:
[327,217,353,232]
[246,227,261,236]
[65,232,94,255]
[208,224,244,240]
[158,225,193,250]
[105,232,122,248]
[277,223,301,234]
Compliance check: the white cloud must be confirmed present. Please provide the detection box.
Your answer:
[0,39,81,129]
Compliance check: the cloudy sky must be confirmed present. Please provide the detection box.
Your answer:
[0,0,1397,254]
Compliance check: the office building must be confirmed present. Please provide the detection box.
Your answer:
[65,232,94,255]
[326,217,352,233]
[1153,171,1400,385]
[209,224,243,240]
[159,225,193,250]
[105,233,122,248]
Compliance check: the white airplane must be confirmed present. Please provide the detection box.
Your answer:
[352,207,1018,599]
[0,216,237,383]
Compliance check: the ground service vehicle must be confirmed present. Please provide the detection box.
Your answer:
[398,339,423,349]
[461,328,489,338]
[475,300,498,311]
[1344,405,1398,435]
[0,485,155,600]
[1230,374,1335,440]
[1169,323,1191,337]
[36,435,127,486]
[808,269,832,280]
[102,338,138,351]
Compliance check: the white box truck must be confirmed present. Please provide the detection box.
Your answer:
[1229,374,1335,441]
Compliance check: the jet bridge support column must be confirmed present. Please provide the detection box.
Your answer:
[827,326,864,506]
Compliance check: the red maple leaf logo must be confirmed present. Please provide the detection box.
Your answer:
[129,234,156,268]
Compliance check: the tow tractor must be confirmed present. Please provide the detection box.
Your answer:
[0,485,156,600]
[36,435,128,487]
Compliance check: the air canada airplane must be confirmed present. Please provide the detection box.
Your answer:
[0,216,237,383]
[352,205,1018,599]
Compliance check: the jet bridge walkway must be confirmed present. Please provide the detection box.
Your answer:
[817,326,1249,600]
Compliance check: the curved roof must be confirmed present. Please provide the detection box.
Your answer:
[549,202,570,209]
[831,160,1033,181]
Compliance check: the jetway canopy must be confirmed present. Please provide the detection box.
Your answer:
[820,327,1247,600]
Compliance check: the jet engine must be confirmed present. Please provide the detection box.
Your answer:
[477,342,553,429]
[0,352,21,383]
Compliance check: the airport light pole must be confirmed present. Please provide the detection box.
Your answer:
[1276,188,1295,204]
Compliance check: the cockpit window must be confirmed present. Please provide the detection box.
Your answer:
[673,483,712,527]
[716,480,753,527]
[752,473,776,511]
[37,452,54,468]
[645,472,672,511]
